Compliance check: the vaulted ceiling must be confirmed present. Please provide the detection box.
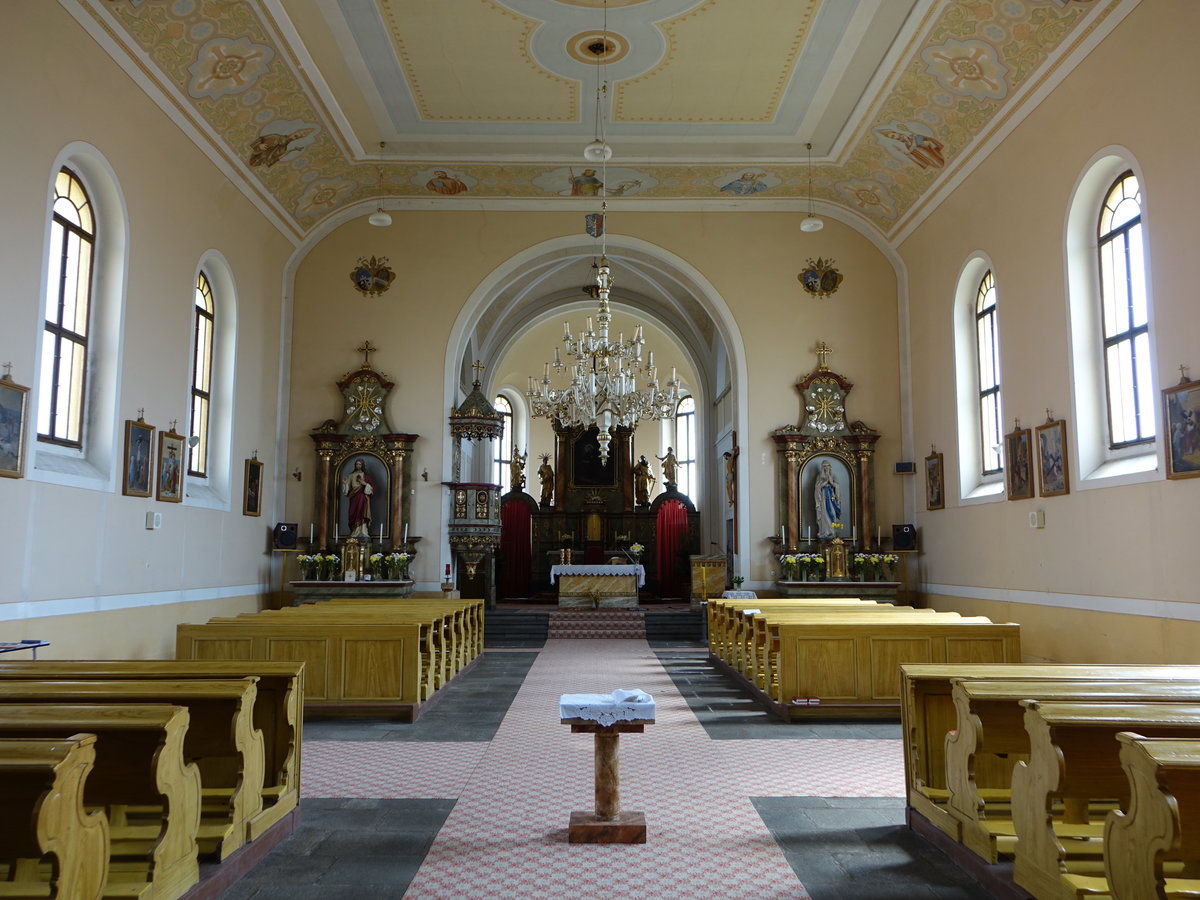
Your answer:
[74,0,1126,244]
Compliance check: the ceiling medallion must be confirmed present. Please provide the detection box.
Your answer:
[349,256,396,297]
[798,257,843,298]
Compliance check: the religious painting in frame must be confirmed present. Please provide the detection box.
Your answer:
[334,452,389,540]
[0,374,30,479]
[122,418,155,498]
[1005,425,1034,501]
[1035,419,1070,497]
[1163,377,1200,480]
[156,428,185,503]
[798,453,854,543]
[925,451,944,510]
[569,425,618,488]
[243,457,264,516]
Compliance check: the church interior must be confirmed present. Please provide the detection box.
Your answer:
[3,1,1200,897]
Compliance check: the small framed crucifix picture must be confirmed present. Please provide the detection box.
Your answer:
[1005,424,1034,501]
[243,457,264,516]
[122,417,155,498]
[924,451,944,510]
[156,428,185,502]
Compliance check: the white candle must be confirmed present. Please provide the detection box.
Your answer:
[876,525,881,546]
[379,523,383,540]
[781,524,786,545]
[334,523,338,541]
[852,526,856,541]
[806,526,811,541]
[309,523,314,543]
[403,523,408,543]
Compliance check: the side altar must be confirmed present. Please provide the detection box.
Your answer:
[290,580,415,603]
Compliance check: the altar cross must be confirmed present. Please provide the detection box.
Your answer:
[814,341,833,370]
[356,340,378,369]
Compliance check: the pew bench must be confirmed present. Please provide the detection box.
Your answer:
[0,661,302,842]
[945,679,1200,864]
[0,678,263,861]
[706,598,877,659]
[1105,733,1200,900]
[0,704,199,900]
[899,664,1200,843]
[1012,701,1200,900]
[722,619,1021,720]
[0,735,108,900]
[176,622,430,719]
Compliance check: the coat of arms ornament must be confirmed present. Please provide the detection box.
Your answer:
[798,257,844,298]
[349,255,396,297]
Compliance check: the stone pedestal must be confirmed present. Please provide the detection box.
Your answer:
[561,720,650,844]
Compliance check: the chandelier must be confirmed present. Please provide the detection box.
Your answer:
[526,257,679,463]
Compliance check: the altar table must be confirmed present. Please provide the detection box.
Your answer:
[550,565,645,609]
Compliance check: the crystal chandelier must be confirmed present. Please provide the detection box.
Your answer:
[526,257,680,463]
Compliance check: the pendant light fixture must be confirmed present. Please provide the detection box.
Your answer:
[582,5,613,163]
[367,143,392,227]
[800,141,824,233]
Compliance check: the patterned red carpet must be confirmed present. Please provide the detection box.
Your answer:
[302,640,906,899]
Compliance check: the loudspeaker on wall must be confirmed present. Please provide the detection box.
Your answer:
[273,522,298,550]
[892,524,917,552]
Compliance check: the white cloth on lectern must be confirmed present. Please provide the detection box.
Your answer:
[559,689,656,725]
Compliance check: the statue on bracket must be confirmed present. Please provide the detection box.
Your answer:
[537,453,554,507]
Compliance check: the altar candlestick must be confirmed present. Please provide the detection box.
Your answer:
[876,525,881,546]
[444,563,451,578]
[378,523,383,540]
[403,523,408,543]
[334,523,338,541]
[781,524,786,545]
[309,523,314,543]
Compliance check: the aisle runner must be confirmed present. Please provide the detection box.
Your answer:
[398,643,902,900]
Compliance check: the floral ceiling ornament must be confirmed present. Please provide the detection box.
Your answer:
[921,38,1010,102]
[187,36,274,100]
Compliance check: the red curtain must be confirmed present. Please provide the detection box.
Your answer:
[499,501,532,599]
[656,499,688,600]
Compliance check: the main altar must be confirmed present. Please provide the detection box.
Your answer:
[550,564,646,609]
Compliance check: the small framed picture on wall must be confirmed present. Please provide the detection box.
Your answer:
[1035,418,1069,497]
[924,450,944,510]
[1005,423,1034,501]
[156,428,185,502]
[122,417,155,498]
[243,457,264,516]
[1163,376,1200,480]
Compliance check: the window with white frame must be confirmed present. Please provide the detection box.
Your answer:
[975,270,1003,476]
[1065,151,1158,484]
[189,271,214,477]
[492,394,513,488]
[1097,172,1154,448]
[38,168,95,447]
[673,396,697,502]
[953,255,1005,500]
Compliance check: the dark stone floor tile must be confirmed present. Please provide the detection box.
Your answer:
[318,854,424,884]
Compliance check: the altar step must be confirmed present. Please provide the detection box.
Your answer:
[484,610,548,648]
[547,609,646,640]
[644,609,703,643]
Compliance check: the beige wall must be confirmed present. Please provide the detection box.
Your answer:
[0,4,291,657]
[287,211,902,585]
[902,0,1200,659]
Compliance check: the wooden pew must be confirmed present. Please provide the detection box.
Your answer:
[0,661,302,842]
[176,622,428,719]
[0,679,263,861]
[1011,701,1200,900]
[899,664,1200,842]
[0,704,199,900]
[751,610,971,699]
[252,598,483,695]
[1105,733,1200,900]
[945,680,1200,863]
[0,734,108,900]
[706,598,877,659]
[771,619,1021,720]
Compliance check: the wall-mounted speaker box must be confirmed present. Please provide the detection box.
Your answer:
[892,524,917,551]
[895,461,916,475]
[273,522,298,549]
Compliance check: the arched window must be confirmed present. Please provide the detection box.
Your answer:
[953,255,1004,501]
[38,168,95,447]
[492,394,513,488]
[1065,150,1158,484]
[975,271,1003,475]
[1097,172,1153,448]
[674,396,697,502]
[189,271,215,477]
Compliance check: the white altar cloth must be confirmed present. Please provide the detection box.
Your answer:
[559,689,656,725]
[722,590,758,599]
[550,564,645,587]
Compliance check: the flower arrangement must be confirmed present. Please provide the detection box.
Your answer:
[798,553,825,580]
[629,543,645,562]
[780,554,800,580]
[831,522,845,536]
[369,553,385,579]
[852,553,899,581]
[297,554,318,580]
[385,552,411,580]
[317,553,340,581]
[732,576,745,588]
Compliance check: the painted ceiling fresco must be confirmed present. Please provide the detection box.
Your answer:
[79,0,1120,243]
